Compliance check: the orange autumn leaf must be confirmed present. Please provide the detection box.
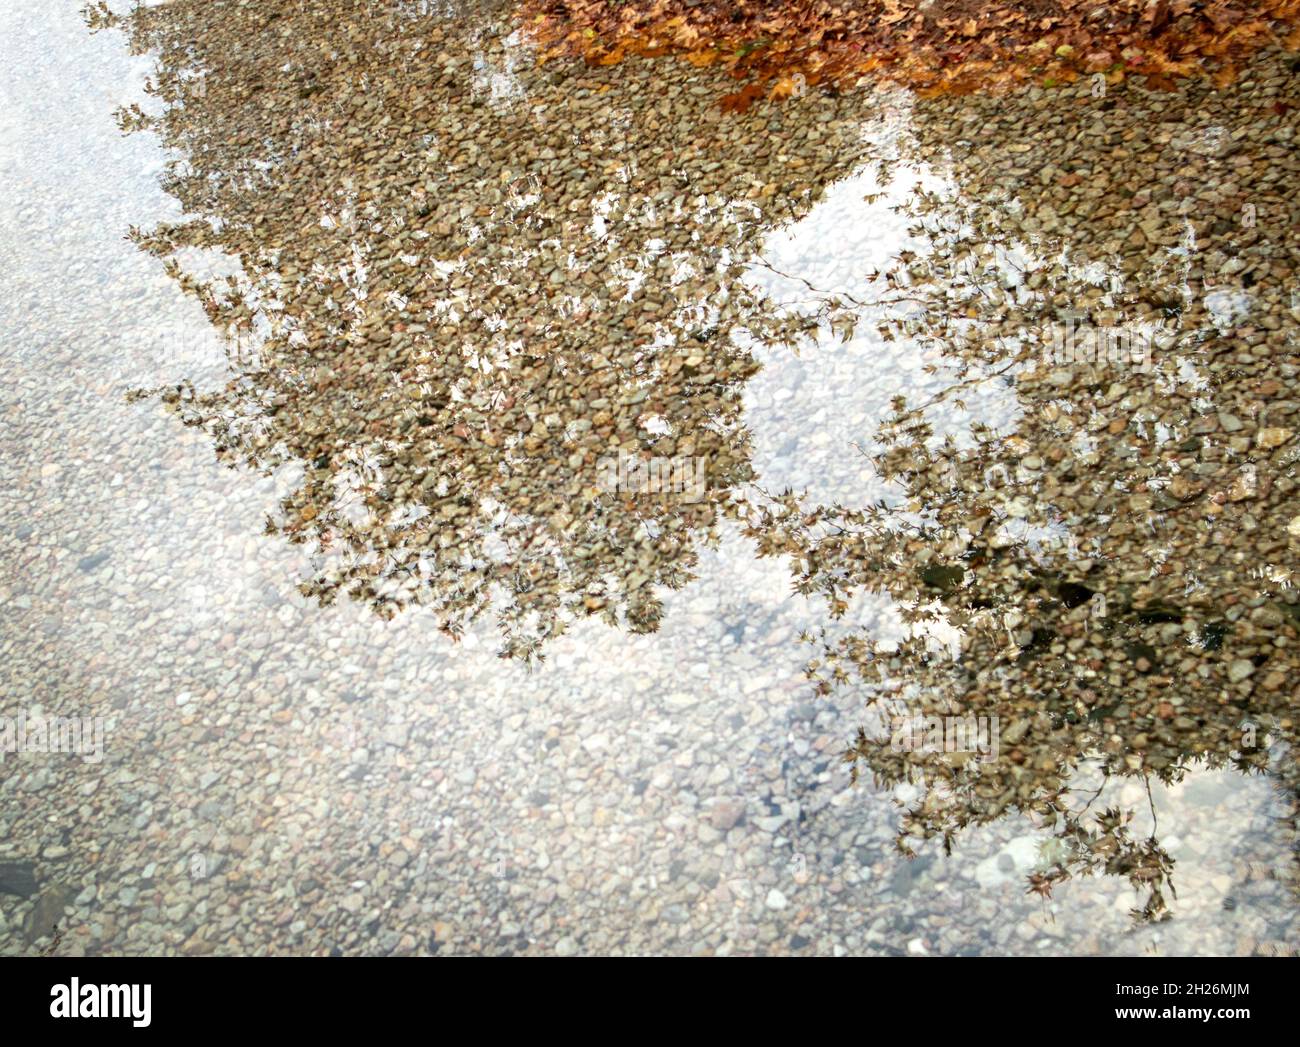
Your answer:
[720,80,764,113]
[518,0,1300,109]
[685,48,719,66]
[769,74,803,99]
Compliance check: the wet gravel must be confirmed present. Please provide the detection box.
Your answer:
[1,0,1298,955]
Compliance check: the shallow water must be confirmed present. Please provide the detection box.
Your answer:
[1,0,1298,955]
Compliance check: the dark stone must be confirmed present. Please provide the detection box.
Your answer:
[1200,621,1230,651]
[77,552,110,573]
[920,564,965,592]
[24,883,73,945]
[1057,581,1095,608]
[1135,603,1182,624]
[0,861,38,899]
[1125,643,1158,670]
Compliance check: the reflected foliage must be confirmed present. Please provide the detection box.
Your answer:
[739,74,1300,922]
[92,0,1300,926]
[95,0,870,657]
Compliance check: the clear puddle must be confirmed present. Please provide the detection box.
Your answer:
[1,0,1298,955]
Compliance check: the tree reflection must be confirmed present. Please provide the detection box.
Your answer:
[91,0,1300,924]
[736,78,1300,921]
[93,0,872,657]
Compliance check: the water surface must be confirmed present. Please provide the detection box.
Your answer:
[2,0,1298,955]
